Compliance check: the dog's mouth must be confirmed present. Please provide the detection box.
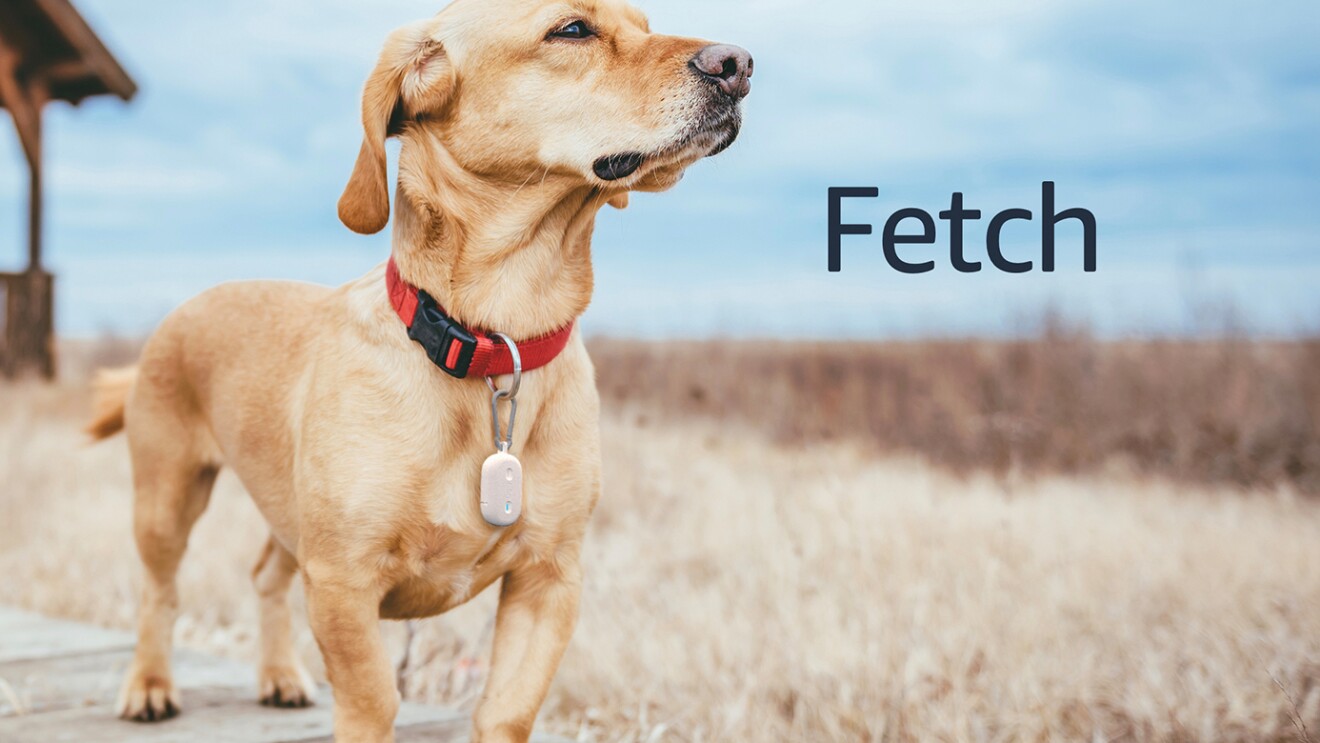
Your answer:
[593,152,646,181]
[592,111,742,184]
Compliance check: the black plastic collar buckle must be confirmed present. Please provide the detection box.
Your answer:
[407,290,479,378]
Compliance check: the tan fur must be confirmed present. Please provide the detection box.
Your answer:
[97,1,745,740]
[86,366,137,439]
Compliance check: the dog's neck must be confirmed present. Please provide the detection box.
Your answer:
[387,132,611,339]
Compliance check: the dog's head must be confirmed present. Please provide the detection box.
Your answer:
[338,0,753,234]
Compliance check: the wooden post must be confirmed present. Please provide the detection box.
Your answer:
[3,271,55,379]
[0,41,56,379]
[28,98,43,272]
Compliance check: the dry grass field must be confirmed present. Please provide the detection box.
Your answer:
[2,338,1320,742]
[590,331,1320,492]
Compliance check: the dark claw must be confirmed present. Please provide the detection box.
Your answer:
[131,701,177,723]
[261,687,310,709]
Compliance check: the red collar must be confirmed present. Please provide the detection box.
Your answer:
[386,256,574,379]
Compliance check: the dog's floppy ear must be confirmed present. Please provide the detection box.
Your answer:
[339,21,455,235]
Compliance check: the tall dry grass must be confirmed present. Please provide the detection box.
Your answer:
[590,331,1320,493]
[1,339,1319,741]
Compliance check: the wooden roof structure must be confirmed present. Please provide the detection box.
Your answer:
[0,0,136,379]
[0,0,137,108]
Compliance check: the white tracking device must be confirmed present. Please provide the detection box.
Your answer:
[481,332,523,527]
[480,450,522,526]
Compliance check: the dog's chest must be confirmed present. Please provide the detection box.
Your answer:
[379,519,538,619]
[372,360,596,618]
[378,441,585,618]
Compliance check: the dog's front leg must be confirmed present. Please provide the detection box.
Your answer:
[305,575,398,743]
[473,550,583,743]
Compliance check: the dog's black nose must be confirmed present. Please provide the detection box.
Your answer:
[691,44,753,99]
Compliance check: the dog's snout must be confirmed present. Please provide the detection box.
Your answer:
[690,44,753,99]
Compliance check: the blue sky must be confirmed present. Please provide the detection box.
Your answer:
[2,0,1318,337]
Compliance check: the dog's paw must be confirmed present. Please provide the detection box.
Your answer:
[258,663,318,708]
[116,668,180,722]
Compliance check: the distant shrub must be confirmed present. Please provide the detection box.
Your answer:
[589,332,1320,492]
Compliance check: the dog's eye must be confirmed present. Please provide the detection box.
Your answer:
[548,20,595,40]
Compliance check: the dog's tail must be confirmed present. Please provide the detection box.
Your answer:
[86,366,138,441]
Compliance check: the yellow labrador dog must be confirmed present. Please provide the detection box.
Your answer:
[87,0,750,740]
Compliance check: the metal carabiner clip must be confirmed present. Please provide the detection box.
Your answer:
[486,332,522,453]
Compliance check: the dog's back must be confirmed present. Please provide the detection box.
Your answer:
[87,279,338,446]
